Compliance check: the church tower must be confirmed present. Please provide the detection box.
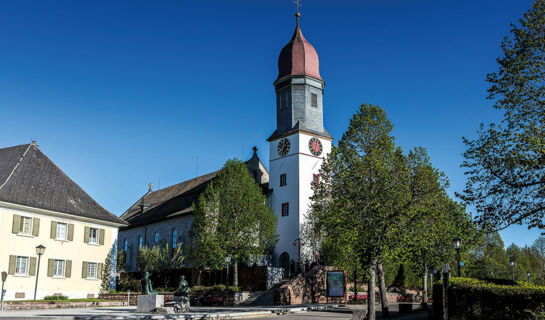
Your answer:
[268,13,332,269]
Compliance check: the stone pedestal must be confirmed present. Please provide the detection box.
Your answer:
[136,295,164,313]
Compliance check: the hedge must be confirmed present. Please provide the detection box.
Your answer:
[433,277,545,320]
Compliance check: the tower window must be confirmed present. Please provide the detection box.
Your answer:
[280,174,287,187]
[311,93,318,107]
[313,174,320,185]
[281,203,290,217]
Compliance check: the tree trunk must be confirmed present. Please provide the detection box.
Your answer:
[233,261,239,287]
[368,262,376,320]
[197,269,202,286]
[422,264,428,305]
[377,262,390,318]
[354,268,358,301]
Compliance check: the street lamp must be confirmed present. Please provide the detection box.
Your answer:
[510,260,515,281]
[293,238,301,273]
[34,245,45,301]
[453,237,462,277]
[527,271,531,283]
[224,255,231,306]
[427,266,436,301]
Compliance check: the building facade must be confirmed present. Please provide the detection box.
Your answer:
[0,143,126,300]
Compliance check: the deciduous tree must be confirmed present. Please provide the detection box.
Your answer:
[189,159,278,286]
[459,0,545,231]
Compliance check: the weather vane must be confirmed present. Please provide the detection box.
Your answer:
[294,0,302,15]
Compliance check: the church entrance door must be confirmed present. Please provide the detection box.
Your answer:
[279,252,290,279]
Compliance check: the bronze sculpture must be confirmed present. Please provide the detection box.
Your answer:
[140,271,158,295]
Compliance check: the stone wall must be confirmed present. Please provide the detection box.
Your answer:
[274,265,346,305]
[3,301,125,310]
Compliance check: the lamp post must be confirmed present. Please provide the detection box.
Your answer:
[510,260,515,282]
[428,266,436,302]
[527,271,531,283]
[224,255,231,306]
[453,237,462,277]
[1,271,7,311]
[34,245,45,301]
[293,238,301,273]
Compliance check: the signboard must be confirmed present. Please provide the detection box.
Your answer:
[327,271,345,297]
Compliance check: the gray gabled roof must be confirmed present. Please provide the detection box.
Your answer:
[0,143,126,225]
[120,150,270,230]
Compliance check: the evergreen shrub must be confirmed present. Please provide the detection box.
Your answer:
[433,277,545,320]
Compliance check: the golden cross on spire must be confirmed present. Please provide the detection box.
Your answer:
[294,0,302,14]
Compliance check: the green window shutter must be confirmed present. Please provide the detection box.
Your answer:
[12,215,20,234]
[98,263,104,280]
[68,224,74,241]
[50,222,57,239]
[8,256,16,275]
[29,257,37,276]
[82,262,88,279]
[84,227,90,243]
[99,229,105,245]
[32,218,40,237]
[65,260,72,278]
[47,259,54,277]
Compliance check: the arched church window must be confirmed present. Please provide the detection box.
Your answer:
[138,236,143,249]
[172,229,177,248]
[154,232,160,243]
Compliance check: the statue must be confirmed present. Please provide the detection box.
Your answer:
[140,271,158,295]
[172,275,190,312]
[174,275,189,297]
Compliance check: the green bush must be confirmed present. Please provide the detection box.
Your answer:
[189,285,240,293]
[433,277,545,320]
[44,295,68,300]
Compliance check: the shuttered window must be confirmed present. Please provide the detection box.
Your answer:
[16,257,29,275]
[56,223,67,240]
[53,260,65,277]
[19,217,32,235]
[87,262,98,279]
[89,228,98,244]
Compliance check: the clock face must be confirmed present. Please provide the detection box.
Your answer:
[309,138,323,156]
[277,138,291,157]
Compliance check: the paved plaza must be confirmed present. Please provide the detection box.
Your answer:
[0,303,428,319]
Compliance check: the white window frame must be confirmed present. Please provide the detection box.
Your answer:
[15,256,29,276]
[53,259,66,278]
[56,222,68,241]
[89,227,98,244]
[19,216,33,235]
[87,262,98,279]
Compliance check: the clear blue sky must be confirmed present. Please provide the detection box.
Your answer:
[0,0,540,247]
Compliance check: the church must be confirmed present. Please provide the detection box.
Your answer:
[118,12,332,273]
